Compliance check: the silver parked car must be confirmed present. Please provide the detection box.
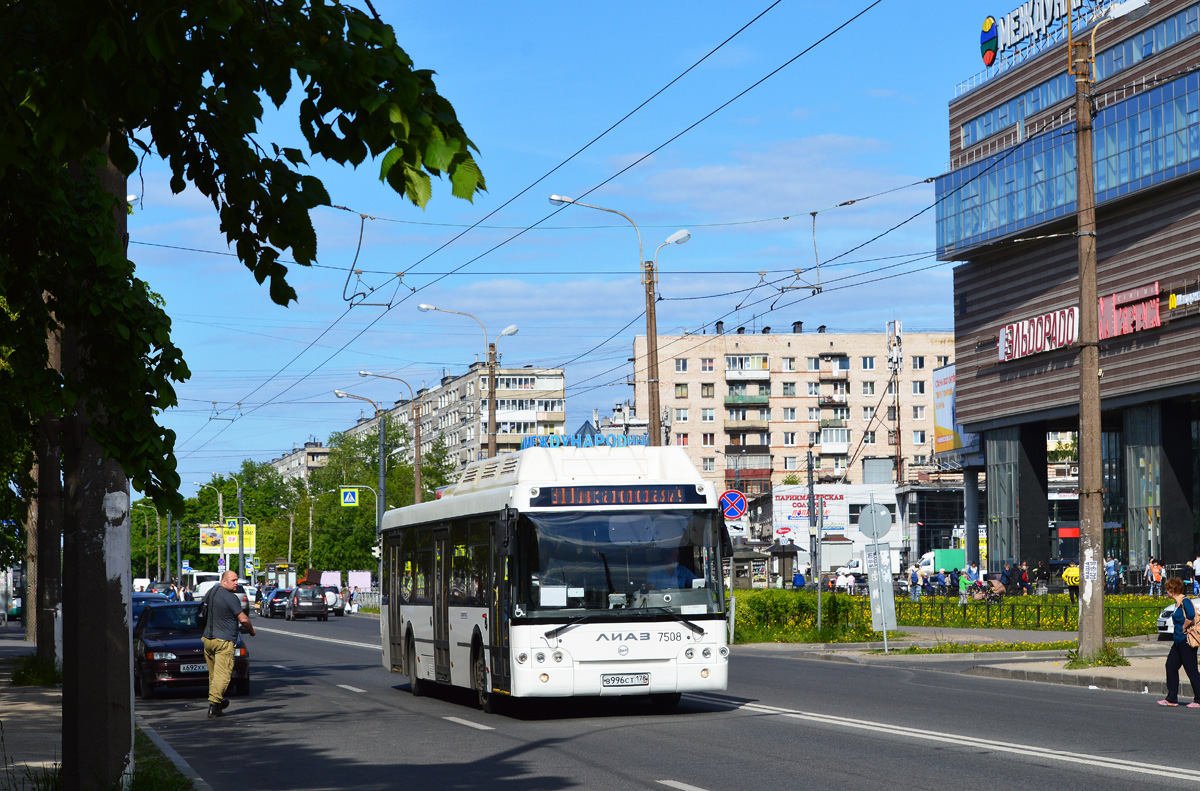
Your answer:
[1157,598,1200,640]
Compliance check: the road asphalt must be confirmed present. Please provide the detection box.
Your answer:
[0,618,1188,787]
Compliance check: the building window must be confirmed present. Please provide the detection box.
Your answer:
[912,356,925,370]
[912,406,925,420]
[783,357,796,372]
[783,432,797,446]
[913,430,926,444]
[702,408,715,423]
[912,380,925,395]
[808,382,820,396]
[783,407,797,422]
[675,383,688,398]
[784,456,798,470]
[886,380,897,395]
[863,381,875,395]
[864,430,876,444]
[728,383,746,396]
[808,430,821,446]
[937,355,950,367]
[807,357,820,371]
[701,358,714,372]
[701,383,715,399]
[702,457,715,472]
[887,406,897,421]
[913,454,927,464]
[782,382,796,396]
[675,408,688,423]
[676,433,689,446]
[675,358,688,373]
[832,406,850,420]
[759,407,771,421]
[702,432,715,447]
[808,407,821,421]
[862,407,874,421]
[725,354,769,371]
[862,356,875,370]
[728,408,748,421]
[836,357,850,370]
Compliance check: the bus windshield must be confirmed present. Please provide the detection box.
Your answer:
[516,509,723,618]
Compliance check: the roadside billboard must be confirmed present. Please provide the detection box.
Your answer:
[198,523,257,555]
[772,484,898,545]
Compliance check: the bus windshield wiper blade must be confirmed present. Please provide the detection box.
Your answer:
[544,615,601,640]
[651,607,705,637]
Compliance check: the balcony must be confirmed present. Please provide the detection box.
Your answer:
[819,442,850,455]
[536,411,566,423]
[725,419,768,432]
[724,394,770,407]
[724,445,771,456]
[818,369,849,381]
[725,467,771,481]
[725,369,770,382]
[818,394,847,406]
[819,419,845,428]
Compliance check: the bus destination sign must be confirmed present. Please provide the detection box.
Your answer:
[530,485,707,508]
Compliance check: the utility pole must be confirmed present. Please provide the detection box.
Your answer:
[377,411,387,591]
[887,321,904,484]
[237,483,245,583]
[165,512,172,584]
[807,450,822,633]
[288,510,294,565]
[644,259,662,446]
[1072,36,1105,657]
[175,514,182,585]
[488,342,498,459]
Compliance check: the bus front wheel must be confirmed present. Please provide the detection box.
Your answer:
[473,651,495,714]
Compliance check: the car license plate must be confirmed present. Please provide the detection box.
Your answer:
[180,663,208,674]
[601,673,649,687]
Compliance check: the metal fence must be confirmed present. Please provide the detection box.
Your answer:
[854,597,1163,636]
[354,591,381,610]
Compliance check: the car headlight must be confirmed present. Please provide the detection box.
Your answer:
[146,651,177,661]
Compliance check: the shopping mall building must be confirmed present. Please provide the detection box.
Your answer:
[940,0,1200,571]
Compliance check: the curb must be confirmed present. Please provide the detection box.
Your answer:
[963,665,1184,697]
[135,714,213,791]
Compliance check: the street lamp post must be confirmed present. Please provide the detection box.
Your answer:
[335,389,387,585]
[417,304,517,459]
[132,504,160,580]
[1067,0,1149,658]
[224,475,245,581]
[550,195,687,446]
[360,371,422,503]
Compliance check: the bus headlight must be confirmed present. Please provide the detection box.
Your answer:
[719,646,729,657]
[702,648,711,658]
[553,651,563,663]
[684,648,694,659]
[517,653,528,664]
[700,669,709,678]
[539,673,550,683]
[535,652,545,663]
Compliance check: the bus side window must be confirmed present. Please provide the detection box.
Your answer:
[416,527,434,602]
[401,528,418,603]
[469,521,490,606]
[450,520,469,604]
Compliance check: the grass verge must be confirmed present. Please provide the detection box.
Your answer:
[1065,641,1132,669]
[879,640,1079,655]
[10,656,62,687]
[0,728,194,790]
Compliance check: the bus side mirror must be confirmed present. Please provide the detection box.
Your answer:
[496,506,519,558]
[720,522,733,557]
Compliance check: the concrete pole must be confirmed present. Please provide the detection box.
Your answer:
[488,342,498,459]
[378,412,387,591]
[964,469,981,568]
[1072,39,1105,657]
[413,396,422,503]
[237,483,245,582]
[644,260,662,446]
[288,511,294,564]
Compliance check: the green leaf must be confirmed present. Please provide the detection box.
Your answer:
[449,156,485,201]
[378,146,403,183]
[423,128,460,172]
[300,175,330,207]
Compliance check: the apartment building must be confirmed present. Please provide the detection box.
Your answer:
[632,322,954,494]
[344,362,566,473]
[269,440,331,483]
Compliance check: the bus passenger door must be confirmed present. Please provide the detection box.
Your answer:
[489,507,518,694]
[433,528,451,682]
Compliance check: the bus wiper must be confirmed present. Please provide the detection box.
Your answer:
[650,607,705,637]
[544,615,602,640]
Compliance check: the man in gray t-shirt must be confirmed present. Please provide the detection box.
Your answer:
[202,571,255,717]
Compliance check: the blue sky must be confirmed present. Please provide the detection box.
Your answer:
[129,1,1006,495]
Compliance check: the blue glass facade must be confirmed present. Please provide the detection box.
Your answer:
[937,70,1200,257]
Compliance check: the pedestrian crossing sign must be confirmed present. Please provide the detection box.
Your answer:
[225,518,239,529]
[340,488,359,507]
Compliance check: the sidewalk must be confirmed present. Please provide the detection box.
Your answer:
[0,624,61,779]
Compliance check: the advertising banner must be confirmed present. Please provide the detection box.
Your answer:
[933,364,982,463]
[222,524,256,555]
[772,484,898,542]
[199,524,223,555]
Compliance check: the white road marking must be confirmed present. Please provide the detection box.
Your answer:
[658,782,711,791]
[686,693,1200,782]
[337,684,366,694]
[273,665,291,670]
[443,716,494,731]
[254,625,381,651]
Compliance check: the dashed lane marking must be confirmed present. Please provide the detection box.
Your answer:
[337,684,366,693]
[254,625,381,651]
[658,782,711,791]
[443,716,494,731]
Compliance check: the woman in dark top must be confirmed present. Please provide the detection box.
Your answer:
[1160,577,1200,707]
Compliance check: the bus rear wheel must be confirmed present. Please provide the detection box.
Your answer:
[473,651,495,714]
[407,634,425,697]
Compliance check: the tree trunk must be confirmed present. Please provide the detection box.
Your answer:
[23,461,37,645]
[60,148,133,790]
[37,413,63,664]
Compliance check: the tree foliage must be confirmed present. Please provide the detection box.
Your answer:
[0,0,485,508]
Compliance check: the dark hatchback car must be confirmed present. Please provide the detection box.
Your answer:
[285,583,328,621]
[133,602,250,699]
[132,592,168,622]
[260,588,290,618]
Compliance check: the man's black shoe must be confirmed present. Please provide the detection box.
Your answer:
[207,704,225,718]
[219,698,230,711]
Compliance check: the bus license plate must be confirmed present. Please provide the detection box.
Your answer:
[601,673,649,687]
[180,663,208,674]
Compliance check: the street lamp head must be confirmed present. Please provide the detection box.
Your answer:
[417,303,435,312]
[548,194,574,206]
[359,370,373,377]
[499,324,519,339]
[666,229,691,245]
[334,390,347,398]
[1108,0,1149,19]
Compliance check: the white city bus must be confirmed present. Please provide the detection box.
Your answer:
[380,445,731,711]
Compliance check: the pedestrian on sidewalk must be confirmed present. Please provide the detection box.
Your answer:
[908,566,920,602]
[1193,555,1200,597]
[967,562,980,584]
[958,569,970,605]
[1062,561,1079,604]
[202,570,256,718]
[1159,577,1200,708]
